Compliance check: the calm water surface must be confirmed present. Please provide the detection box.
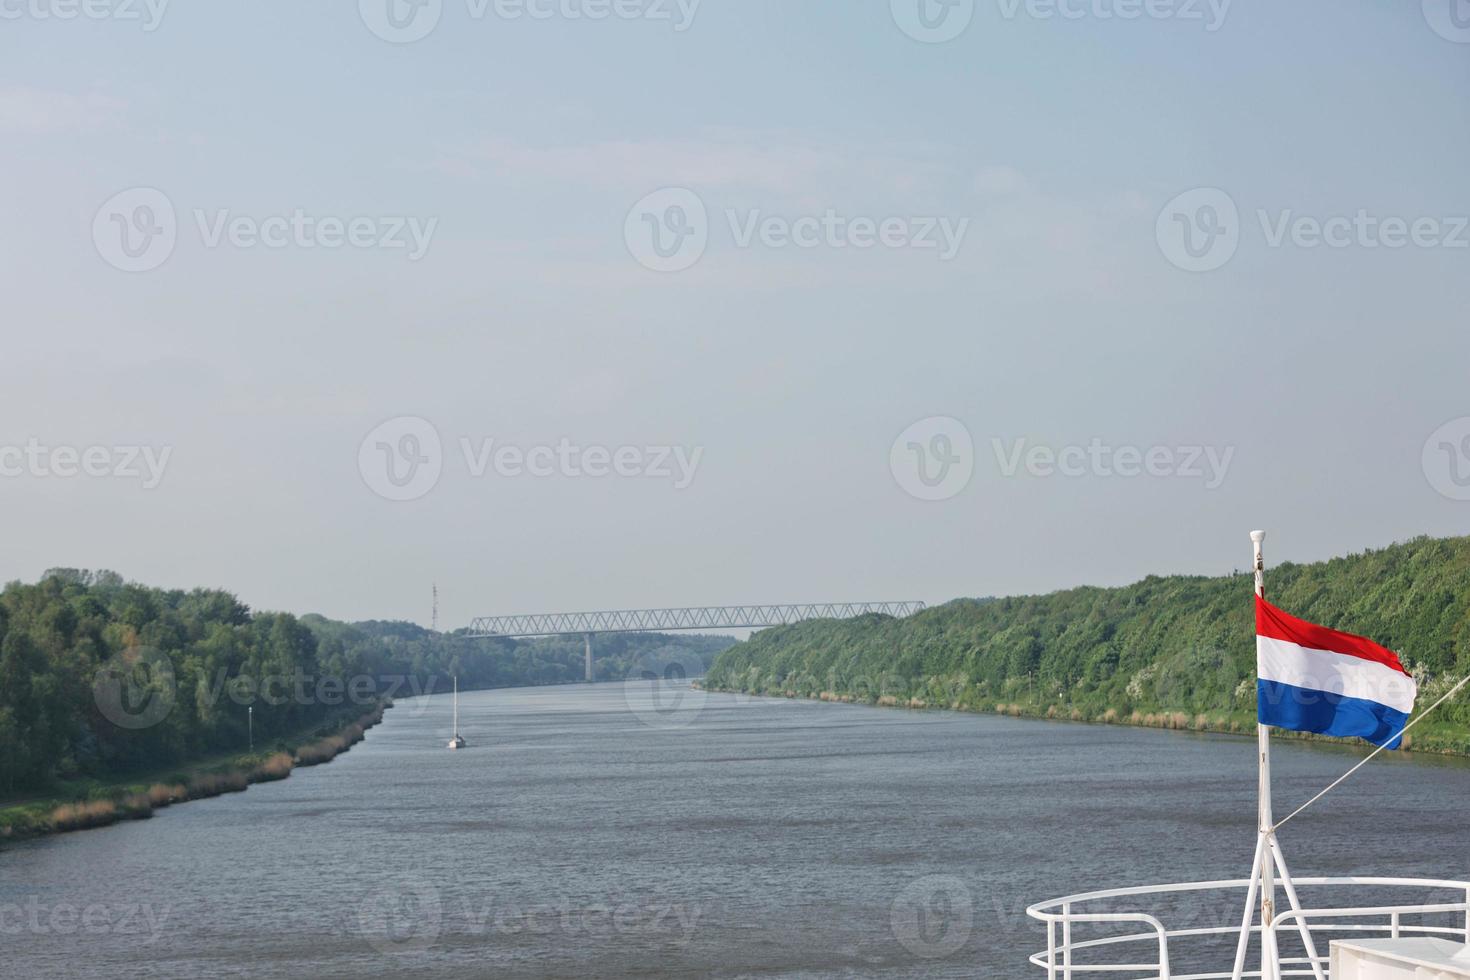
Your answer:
[4,682,1468,978]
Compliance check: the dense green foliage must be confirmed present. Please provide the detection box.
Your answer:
[704,536,1470,751]
[0,569,733,794]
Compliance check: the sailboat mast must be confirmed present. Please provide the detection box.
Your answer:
[453,676,458,734]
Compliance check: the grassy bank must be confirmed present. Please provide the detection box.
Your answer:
[0,701,389,843]
[696,681,1470,758]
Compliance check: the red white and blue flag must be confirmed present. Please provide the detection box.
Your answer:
[1256,597,1418,749]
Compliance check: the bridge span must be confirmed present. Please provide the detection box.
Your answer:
[466,602,927,681]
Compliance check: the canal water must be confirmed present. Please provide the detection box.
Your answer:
[4,682,1468,978]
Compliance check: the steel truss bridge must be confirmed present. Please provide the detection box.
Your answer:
[466,602,927,681]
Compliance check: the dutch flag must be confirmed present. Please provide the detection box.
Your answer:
[1257,597,1418,749]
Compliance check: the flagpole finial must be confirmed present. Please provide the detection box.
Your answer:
[1250,530,1266,544]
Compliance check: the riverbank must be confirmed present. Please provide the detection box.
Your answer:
[0,701,390,844]
[694,682,1470,758]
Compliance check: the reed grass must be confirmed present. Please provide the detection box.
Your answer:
[49,799,117,832]
[0,702,390,843]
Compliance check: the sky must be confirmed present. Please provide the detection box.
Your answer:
[2,0,1468,628]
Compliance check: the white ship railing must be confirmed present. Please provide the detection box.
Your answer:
[1029,877,1470,980]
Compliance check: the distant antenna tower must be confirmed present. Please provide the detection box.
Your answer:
[432,583,439,633]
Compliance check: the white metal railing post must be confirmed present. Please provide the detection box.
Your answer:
[1390,911,1400,938]
[1465,888,1469,945]
[1268,838,1327,980]
[1047,920,1057,980]
[1233,837,1266,980]
[1061,903,1073,980]
[1263,913,1277,980]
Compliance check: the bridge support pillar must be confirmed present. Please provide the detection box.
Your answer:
[584,633,593,683]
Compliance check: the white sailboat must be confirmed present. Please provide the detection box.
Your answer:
[447,676,466,750]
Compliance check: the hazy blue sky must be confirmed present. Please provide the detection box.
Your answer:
[3,0,1468,627]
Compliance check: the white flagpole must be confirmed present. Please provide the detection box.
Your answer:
[1233,531,1325,980]
[1253,531,1281,980]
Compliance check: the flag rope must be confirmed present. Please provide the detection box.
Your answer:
[1272,673,1470,832]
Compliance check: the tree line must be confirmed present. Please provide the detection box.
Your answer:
[703,535,1470,750]
[0,569,733,794]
